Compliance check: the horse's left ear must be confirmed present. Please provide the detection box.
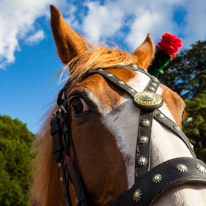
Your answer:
[50,5,88,64]
[132,33,154,69]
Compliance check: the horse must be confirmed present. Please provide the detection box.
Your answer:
[30,5,206,206]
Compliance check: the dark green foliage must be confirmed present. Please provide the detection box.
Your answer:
[159,40,206,162]
[0,115,34,206]
[159,40,206,99]
[183,93,206,160]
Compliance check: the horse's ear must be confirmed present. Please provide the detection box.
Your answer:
[132,33,154,69]
[50,5,88,64]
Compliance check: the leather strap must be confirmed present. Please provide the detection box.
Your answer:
[91,69,137,98]
[154,109,195,157]
[50,114,63,162]
[60,105,88,206]
[135,70,160,179]
[110,157,206,206]
[51,104,88,206]
[135,110,153,178]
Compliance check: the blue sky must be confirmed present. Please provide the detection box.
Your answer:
[0,0,206,134]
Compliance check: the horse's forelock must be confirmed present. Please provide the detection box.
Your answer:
[59,45,138,86]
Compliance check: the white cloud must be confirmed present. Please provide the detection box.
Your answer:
[65,0,206,51]
[76,0,185,50]
[0,0,64,68]
[82,1,124,44]
[1,0,205,69]
[25,30,45,45]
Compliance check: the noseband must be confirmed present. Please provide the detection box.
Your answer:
[50,64,206,206]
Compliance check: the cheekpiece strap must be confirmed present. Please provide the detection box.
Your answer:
[51,96,88,206]
[50,114,63,162]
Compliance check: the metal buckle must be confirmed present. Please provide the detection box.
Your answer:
[53,105,67,116]
[134,91,163,109]
[60,105,67,114]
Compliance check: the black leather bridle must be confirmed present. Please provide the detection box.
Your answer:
[50,64,206,206]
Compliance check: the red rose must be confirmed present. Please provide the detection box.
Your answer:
[156,33,183,58]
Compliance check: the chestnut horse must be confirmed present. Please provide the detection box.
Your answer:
[31,5,206,206]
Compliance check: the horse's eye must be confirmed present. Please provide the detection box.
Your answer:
[70,98,89,114]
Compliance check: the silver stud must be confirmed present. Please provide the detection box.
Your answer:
[152,76,159,82]
[152,174,162,183]
[118,80,125,85]
[176,164,188,172]
[190,143,194,151]
[151,82,158,87]
[173,125,181,132]
[132,64,138,70]
[60,176,64,182]
[133,189,142,202]
[98,69,103,72]
[196,164,206,174]
[141,119,151,127]
[156,113,165,119]
[107,73,113,77]
[148,87,155,92]
[58,162,62,168]
[128,88,136,94]
[139,136,149,144]
[138,156,147,166]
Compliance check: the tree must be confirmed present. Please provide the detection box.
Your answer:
[159,40,206,161]
[183,92,206,160]
[0,115,34,206]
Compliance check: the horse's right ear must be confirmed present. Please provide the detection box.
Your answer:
[132,33,154,69]
[50,5,87,64]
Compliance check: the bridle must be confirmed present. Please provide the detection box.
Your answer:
[50,64,206,206]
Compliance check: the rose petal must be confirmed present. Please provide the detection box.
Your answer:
[156,33,183,57]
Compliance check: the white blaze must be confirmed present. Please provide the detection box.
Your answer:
[100,72,149,188]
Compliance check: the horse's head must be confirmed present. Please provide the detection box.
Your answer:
[31,6,206,206]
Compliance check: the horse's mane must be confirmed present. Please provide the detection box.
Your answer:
[30,43,139,206]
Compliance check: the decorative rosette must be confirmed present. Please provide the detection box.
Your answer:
[148,33,183,77]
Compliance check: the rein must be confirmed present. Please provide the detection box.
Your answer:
[50,64,206,206]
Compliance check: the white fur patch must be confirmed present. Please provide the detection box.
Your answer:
[101,71,150,188]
